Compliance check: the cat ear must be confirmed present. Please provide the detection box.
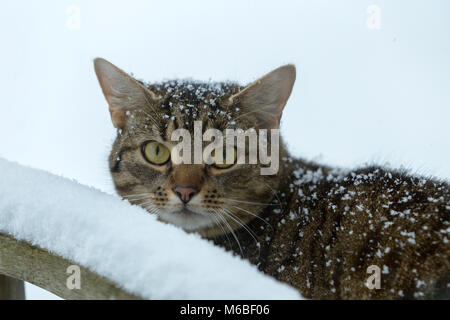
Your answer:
[231,65,296,129]
[94,58,157,128]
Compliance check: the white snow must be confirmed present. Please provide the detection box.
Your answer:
[0,157,301,300]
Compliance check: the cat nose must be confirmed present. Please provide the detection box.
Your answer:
[173,185,199,203]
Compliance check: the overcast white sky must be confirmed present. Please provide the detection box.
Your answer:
[1,0,449,299]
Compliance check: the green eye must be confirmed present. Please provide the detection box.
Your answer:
[212,148,236,169]
[142,141,170,165]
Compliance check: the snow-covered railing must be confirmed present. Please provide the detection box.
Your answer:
[0,158,301,300]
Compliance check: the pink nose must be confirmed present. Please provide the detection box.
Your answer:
[173,185,198,203]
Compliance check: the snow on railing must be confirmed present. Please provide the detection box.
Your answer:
[0,158,301,300]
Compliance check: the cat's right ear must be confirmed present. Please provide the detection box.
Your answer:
[93,58,157,129]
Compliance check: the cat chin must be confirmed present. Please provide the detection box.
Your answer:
[157,209,214,231]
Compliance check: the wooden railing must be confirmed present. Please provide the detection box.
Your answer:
[0,233,139,300]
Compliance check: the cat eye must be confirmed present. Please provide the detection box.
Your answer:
[211,147,237,169]
[142,141,171,165]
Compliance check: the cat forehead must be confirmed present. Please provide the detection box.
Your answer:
[129,79,247,134]
[161,81,239,116]
[149,79,241,103]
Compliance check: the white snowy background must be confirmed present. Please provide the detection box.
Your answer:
[0,0,449,299]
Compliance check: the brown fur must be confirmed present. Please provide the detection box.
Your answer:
[94,58,449,299]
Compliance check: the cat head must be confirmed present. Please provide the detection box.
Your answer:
[94,58,295,237]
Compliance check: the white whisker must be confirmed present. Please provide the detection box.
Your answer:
[211,210,233,250]
[228,205,273,230]
[225,198,278,206]
[222,208,261,257]
[216,210,244,257]
[263,182,284,212]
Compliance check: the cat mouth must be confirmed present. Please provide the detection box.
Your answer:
[157,206,214,231]
[175,208,202,216]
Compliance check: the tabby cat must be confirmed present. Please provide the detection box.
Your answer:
[94,58,449,299]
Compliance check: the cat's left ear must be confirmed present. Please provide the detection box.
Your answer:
[94,58,158,129]
[231,65,296,129]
